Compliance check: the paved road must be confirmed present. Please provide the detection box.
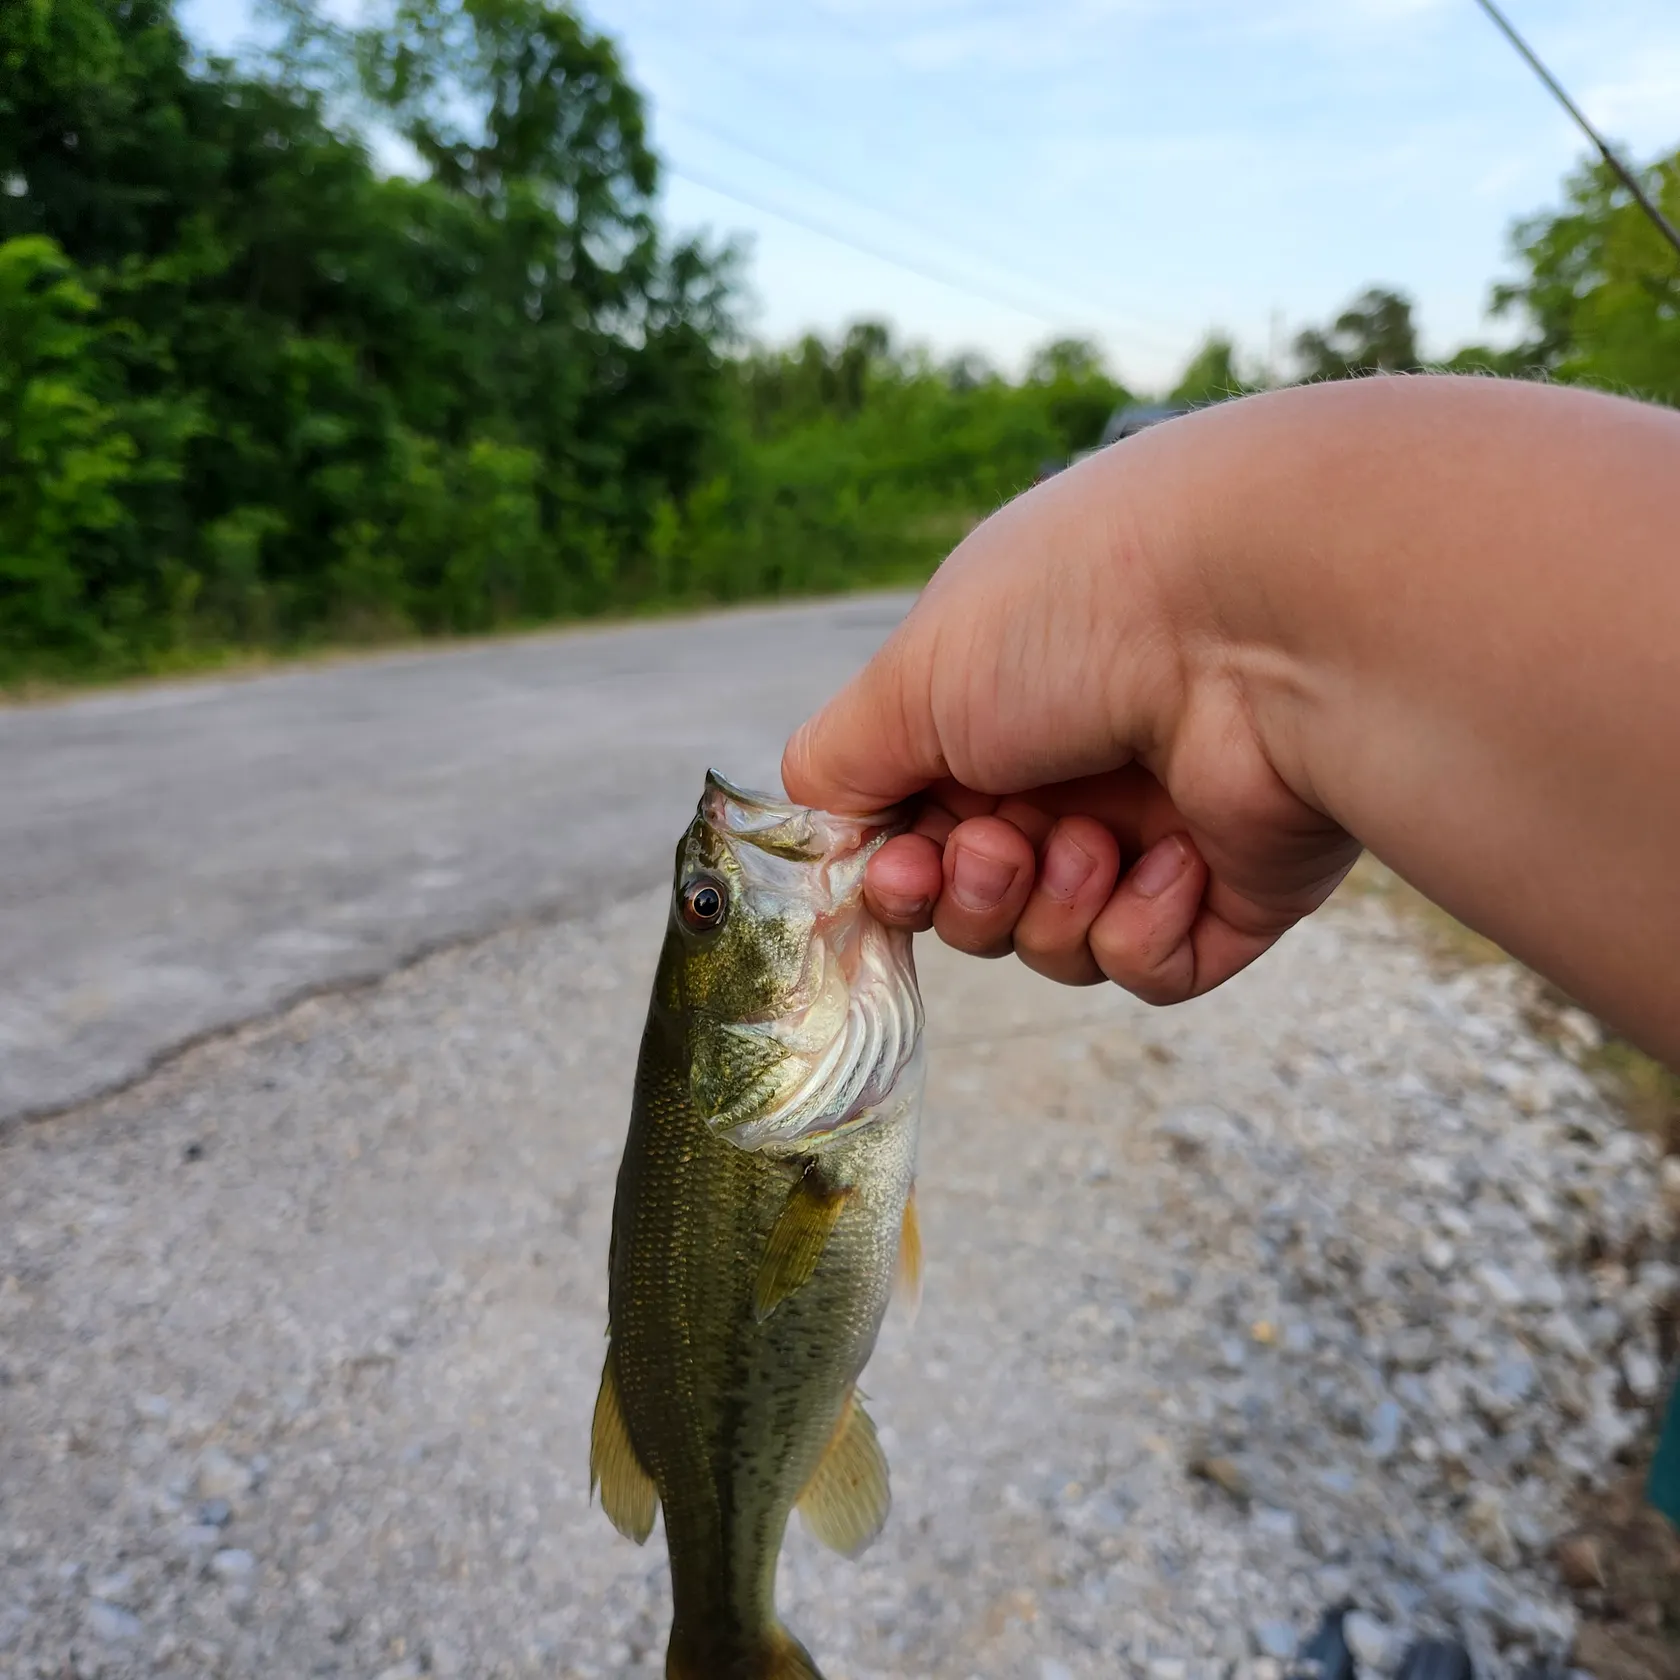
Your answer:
[0,595,913,1124]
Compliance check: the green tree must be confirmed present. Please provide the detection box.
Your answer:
[1024,334,1128,455]
[1294,287,1422,381]
[0,237,145,662]
[1489,148,1680,406]
[1169,333,1250,406]
[0,0,744,674]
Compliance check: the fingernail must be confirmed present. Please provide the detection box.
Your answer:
[875,890,931,923]
[1131,836,1189,898]
[1040,834,1097,901]
[949,847,1016,912]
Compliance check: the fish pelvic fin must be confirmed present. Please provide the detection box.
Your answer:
[894,1183,923,1325]
[753,1169,851,1322]
[666,1625,825,1680]
[797,1389,891,1558]
[589,1351,658,1544]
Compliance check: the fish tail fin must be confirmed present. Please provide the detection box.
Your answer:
[666,1624,824,1679]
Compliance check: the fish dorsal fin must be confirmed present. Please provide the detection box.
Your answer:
[894,1185,923,1325]
[589,1353,658,1544]
[754,1171,850,1322]
[797,1391,891,1557]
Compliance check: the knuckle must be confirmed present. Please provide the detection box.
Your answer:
[1093,932,1195,1005]
[937,919,1014,959]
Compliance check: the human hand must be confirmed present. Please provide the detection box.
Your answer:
[782,413,1361,1004]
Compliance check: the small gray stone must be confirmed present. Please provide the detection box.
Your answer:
[196,1497,233,1528]
[1388,1327,1438,1370]
[1622,1344,1661,1401]
[1040,1661,1075,1680]
[1475,1265,1524,1309]
[209,1547,255,1580]
[1438,1564,1500,1614]
[1253,1620,1298,1660]
[195,1447,253,1500]
[1368,1399,1404,1461]
[1518,1266,1567,1310]
[86,1600,142,1643]
[1463,1485,1516,1566]
[89,1569,136,1606]
[1491,1351,1536,1405]
[1343,1611,1394,1674]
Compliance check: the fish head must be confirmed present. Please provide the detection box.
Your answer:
[656,769,924,1154]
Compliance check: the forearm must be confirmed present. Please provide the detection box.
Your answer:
[1165,376,1680,1060]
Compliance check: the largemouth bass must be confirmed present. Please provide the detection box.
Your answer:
[591,771,925,1680]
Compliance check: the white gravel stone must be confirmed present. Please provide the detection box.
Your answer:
[1343,1609,1396,1673]
[86,1599,142,1642]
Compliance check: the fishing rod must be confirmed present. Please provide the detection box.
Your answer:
[1472,0,1680,264]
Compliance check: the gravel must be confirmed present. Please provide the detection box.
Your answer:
[0,882,1672,1679]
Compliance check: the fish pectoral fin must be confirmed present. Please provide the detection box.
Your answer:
[894,1184,922,1323]
[589,1352,658,1545]
[753,1172,850,1322]
[797,1391,891,1558]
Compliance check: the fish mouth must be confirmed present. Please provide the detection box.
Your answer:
[697,771,923,1152]
[701,770,901,879]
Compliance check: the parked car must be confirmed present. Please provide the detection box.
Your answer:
[1098,401,1189,446]
[1038,402,1191,481]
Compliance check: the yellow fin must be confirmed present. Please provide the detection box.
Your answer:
[754,1176,849,1321]
[797,1392,890,1557]
[589,1353,657,1544]
[895,1185,923,1323]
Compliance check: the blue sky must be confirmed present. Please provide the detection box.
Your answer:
[180,0,1680,389]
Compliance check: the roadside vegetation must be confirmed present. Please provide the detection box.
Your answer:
[3,0,1678,688]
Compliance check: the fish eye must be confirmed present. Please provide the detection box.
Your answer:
[679,875,728,933]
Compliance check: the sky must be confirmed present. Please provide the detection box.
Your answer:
[178,0,1680,390]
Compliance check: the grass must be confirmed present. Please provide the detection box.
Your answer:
[0,561,943,706]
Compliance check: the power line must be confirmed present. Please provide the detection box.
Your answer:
[661,103,1182,353]
[1472,0,1680,264]
[669,160,1107,337]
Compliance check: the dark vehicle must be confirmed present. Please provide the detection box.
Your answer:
[1099,401,1190,446]
[1036,401,1192,480]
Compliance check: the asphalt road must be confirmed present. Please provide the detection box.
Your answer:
[0,595,914,1124]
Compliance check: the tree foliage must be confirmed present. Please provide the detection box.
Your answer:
[1293,287,1422,381]
[0,0,1676,683]
[1490,149,1680,406]
[0,0,737,675]
[1169,334,1253,406]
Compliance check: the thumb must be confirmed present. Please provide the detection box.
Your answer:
[782,627,948,814]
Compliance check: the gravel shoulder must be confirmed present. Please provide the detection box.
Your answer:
[1,879,1674,1680]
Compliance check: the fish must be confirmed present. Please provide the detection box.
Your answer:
[591,770,926,1680]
